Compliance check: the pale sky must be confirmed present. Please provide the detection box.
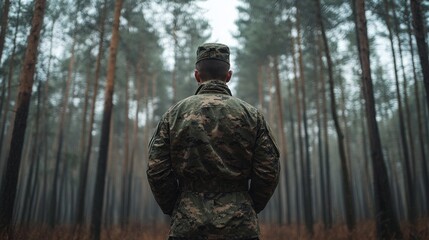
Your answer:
[197,0,239,49]
[197,0,240,73]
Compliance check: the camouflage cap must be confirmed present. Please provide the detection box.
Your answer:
[196,43,230,65]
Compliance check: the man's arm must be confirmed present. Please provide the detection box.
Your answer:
[249,116,280,213]
[147,115,179,215]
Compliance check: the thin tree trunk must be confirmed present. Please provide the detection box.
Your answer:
[392,0,416,181]
[0,0,46,234]
[76,0,107,226]
[354,0,403,238]
[38,16,56,225]
[406,1,429,214]
[20,82,42,225]
[0,0,10,63]
[91,0,123,238]
[316,37,328,229]
[290,33,302,233]
[104,112,116,227]
[140,70,151,222]
[318,38,332,230]
[59,79,78,224]
[0,0,21,165]
[121,63,130,228]
[49,32,77,228]
[317,0,355,231]
[273,56,288,224]
[79,65,91,165]
[382,0,415,224]
[296,7,314,233]
[0,0,11,148]
[410,0,429,108]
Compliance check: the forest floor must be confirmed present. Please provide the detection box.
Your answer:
[3,219,428,240]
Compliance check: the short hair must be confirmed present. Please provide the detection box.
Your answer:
[195,59,230,81]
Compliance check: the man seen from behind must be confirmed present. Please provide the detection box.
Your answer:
[147,43,280,240]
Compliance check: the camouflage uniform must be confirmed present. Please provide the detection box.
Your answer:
[147,43,280,240]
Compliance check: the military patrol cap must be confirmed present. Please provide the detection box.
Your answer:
[196,43,230,65]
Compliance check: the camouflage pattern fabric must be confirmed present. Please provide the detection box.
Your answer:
[196,43,230,65]
[147,80,280,239]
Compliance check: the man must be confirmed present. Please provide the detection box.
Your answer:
[147,43,280,240]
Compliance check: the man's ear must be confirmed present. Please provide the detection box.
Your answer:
[225,70,232,83]
[194,69,202,84]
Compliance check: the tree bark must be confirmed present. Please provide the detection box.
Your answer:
[410,0,429,109]
[273,56,289,224]
[353,0,403,238]
[121,63,130,228]
[0,0,21,166]
[20,82,42,225]
[289,30,303,232]
[76,0,107,226]
[316,36,328,229]
[317,0,355,231]
[0,0,11,142]
[0,0,46,234]
[49,31,77,228]
[406,1,429,214]
[91,0,123,238]
[0,0,10,64]
[293,9,313,233]
[382,0,415,224]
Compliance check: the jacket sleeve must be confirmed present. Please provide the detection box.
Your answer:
[146,114,179,215]
[249,115,280,213]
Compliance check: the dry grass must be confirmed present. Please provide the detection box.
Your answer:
[260,219,429,240]
[1,219,428,240]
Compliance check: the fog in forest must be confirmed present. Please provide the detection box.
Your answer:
[0,0,428,239]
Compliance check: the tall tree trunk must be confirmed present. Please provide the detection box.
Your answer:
[319,38,332,229]
[38,17,56,225]
[317,0,355,231]
[273,56,289,224]
[0,0,21,165]
[290,32,302,233]
[49,32,76,228]
[91,0,123,238]
[287,71,300,231]
[0,0,46,234]
[140,69,151,222]
[59,80,79,223]
[382,0,415,224]
[20,82,42,225]
[406,1,429,214]
[79,65,91,166]
[297,18,314,236]
[76,0,107,226]
[121,64,130,228]
[392,0,416,183]
[353,0,403,238]
[316,37,328,229]
[0,0,11,145]
[410,0,429,108]
[104,112,116,227]
[0,0,10,64]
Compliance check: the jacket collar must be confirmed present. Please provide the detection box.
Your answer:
[194,80,232,96]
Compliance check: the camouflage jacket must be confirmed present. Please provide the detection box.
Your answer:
[147,80,280,239]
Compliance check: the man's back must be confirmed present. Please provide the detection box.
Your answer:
[147,43,279,240]
[170,80,259,186]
